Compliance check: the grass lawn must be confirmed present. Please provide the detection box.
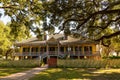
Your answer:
[0,68,31,77]
[29,68,120,80]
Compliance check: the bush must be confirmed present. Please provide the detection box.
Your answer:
[102,56,120,59]
[57,59,120,68]
[0,60,41,68]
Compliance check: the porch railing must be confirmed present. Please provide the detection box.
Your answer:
[70,51,100,56]
[14,51,100,57]
[14,52,42,56]
[49,51,58,56]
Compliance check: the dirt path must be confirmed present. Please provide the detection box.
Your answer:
[0,65,48,80]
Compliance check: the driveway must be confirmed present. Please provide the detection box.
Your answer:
[0,65,48,80]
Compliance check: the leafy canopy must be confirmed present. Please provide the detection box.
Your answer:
[1,0,120,46]
[0,21,11,55]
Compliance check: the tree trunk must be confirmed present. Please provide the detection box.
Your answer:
[5,49,13,60]
[5,52,8,60]
[116,51,119,56]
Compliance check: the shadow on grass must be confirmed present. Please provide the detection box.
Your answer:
[29,68,120,80]
[0,68,30,77]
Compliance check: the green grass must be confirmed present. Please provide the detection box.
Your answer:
[0,68,31,77]
[29,68,120,80]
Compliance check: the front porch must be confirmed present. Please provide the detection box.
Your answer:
[14,41,101,60]
[14,51,100,59]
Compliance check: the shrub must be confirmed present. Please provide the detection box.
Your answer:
[102,56,120,59]
[57,59,120,68]
[0,60,41,68]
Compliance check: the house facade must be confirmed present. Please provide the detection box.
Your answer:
[14,34,101,60]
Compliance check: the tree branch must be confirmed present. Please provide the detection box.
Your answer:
[95,31,120,41]
[101,39,111,47]
[0,5,19,9]
[106,1,120,10]
[76,9,120,29]
[101,16,120,30]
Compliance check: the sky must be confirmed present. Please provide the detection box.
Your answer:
[0,15,11,24]
[0,9,11,24]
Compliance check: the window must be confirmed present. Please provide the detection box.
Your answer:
[84,46,92,54]
[32,48,34,52]
[90,46,92,51]
[66,47,68,51]
[49,47,55,51]
[75,46,82,51]
[79,46,82,51]
[90,46,92,54]
[44,47,46,52]
[23,47,29,52]
[23,48,25,52]
[75,47,78,51]
[84,46,89,51]
[60,47,64,52]
[31,47,38,52]
[40,47,46,52]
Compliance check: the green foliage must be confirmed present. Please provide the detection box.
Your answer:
[0,55,2,60]
[0,0,44,36]
[0,21,11,55]
[57,59,120,68]
[8,23,31,41]
[111,36,120,53]
[0,20,31,57]
[103,56,120,59]
[1,0,120,46]
[0,60,41,68]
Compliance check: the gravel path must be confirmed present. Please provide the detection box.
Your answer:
[0,65,48,80]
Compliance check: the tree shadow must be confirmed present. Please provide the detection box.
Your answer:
[30,68,120,80]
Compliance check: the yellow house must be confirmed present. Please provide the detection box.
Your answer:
[14,34,101,60]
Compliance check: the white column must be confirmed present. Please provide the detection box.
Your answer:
[58,43,60,55]
[20,47,23,54]
[88,46,90,54]
[68,45,70,58]
[78,45,79,53]
[47,45,49,54]
[73,46,75,55]
[82,46,84,54]
[55,46,57,54]
[78,45,80,59]
[29,46,32,59]
[39,46,40,55]
[30,46,32,55]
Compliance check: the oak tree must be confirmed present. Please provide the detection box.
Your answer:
[0,0,120,46]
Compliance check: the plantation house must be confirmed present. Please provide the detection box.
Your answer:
[14,34,101,60]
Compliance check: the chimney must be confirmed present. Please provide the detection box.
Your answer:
[43,32,47,40]
[64,34,68,40]
[43,34,47,40]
